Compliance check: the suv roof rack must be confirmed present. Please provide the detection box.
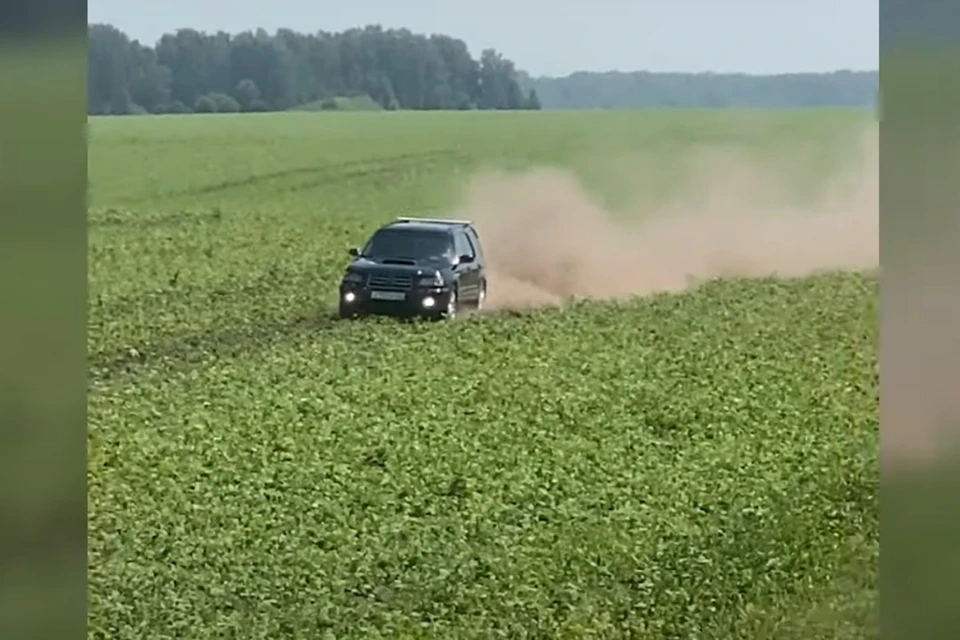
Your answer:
[395,216,473,226]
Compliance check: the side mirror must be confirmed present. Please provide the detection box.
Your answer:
[348,247,360,257]
[457,254,474,264]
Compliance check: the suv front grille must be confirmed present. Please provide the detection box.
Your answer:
[368,274,414,290]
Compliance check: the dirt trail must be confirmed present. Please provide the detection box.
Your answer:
[455,127,878,310]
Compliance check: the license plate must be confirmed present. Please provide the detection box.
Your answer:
[370,290,406,301]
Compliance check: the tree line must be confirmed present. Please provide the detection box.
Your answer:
[517,69,879,110]
[89,22,878,115]
[88,23,541,115]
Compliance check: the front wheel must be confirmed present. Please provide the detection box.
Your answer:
[439,287,459,321]
[338,303,360,319]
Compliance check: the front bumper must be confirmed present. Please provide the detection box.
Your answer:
[339,284,453,317]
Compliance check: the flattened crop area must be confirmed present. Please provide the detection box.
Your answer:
[88,111,879,639]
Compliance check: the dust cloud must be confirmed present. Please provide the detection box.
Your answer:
[455,127,878,310]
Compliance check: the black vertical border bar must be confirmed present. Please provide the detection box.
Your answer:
[0,0,89,638]
[880,0,960,638]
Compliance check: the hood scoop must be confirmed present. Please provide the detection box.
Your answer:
[381,258,416,265]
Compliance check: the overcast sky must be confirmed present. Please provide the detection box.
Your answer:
[88,0,878,78]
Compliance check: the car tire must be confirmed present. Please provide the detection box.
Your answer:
[440,287,459,321]
[475,280,486,311]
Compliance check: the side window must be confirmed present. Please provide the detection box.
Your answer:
[454,231,473,257]
[465,227,482,258]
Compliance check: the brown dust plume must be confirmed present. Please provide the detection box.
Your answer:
[455,128,878,310]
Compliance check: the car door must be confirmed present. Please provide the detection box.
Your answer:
[453,229,480,301]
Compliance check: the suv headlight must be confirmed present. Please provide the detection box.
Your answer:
[417,272,443,287]
[342,272,364,284]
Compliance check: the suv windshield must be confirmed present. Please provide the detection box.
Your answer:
[363,229,454,262]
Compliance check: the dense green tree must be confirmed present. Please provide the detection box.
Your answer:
[515,69,878,109]
[127,43,172,112]
[154,29,231,109]
[155,100,189,114]
[209,92,241,112]
[523,88,541,110]
[193,95,216,113]
[87,23,877,115]
[231,79,261,110]
[88,23,532,114]
[87,24,136,114]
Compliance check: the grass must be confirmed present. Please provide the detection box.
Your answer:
[87,109,878,639]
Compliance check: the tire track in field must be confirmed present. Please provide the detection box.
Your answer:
[88,300,523,388]
[88,308,340,387]
[89,258,450,384]
[117,148,469,205]
[90,262,319,325]
[88,208,226,231]
[90,263,333,383]
[90,144,466,232]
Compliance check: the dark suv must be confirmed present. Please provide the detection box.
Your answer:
[337,217,487,320]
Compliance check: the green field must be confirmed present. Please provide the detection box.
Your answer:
[88,110,879,639]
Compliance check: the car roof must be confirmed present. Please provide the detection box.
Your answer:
[379,220,457,234]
